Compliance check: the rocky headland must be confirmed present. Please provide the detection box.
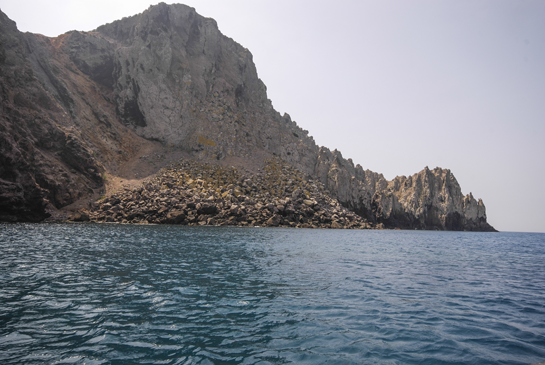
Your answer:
[0,3,496,231]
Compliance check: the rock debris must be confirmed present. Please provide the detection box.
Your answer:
[78,158,373,229]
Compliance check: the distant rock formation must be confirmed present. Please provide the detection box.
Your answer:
[0,4,495,231]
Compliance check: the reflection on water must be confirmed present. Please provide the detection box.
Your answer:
[0,224,544,365]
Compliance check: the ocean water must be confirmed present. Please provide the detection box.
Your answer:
[0,224,544,365]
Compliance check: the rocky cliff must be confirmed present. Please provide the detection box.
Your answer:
[0,3,495,231]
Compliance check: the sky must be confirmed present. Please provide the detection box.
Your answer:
[1,0,544,233]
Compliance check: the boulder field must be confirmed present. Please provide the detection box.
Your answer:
[78,158,372,229]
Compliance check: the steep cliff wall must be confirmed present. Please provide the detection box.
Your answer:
[0,11,99,221]
[0,9,154,221]
[0,4,495,230]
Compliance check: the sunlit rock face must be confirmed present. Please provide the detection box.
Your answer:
[370,167,494,231]
[0,4,495,230]
[312,150,494,231]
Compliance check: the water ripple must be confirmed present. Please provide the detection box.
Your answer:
[0,224,544,364]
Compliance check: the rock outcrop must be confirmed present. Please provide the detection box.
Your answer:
[0,4,495,231]
[372,167,493,231]
[313,148,494,231]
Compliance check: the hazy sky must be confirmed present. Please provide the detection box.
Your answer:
[1,0,544,233]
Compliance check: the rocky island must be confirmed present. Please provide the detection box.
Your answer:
[0,3,495,231]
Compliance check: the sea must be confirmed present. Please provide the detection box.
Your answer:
[0,224,544,365]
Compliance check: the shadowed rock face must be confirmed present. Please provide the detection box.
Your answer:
[0,9,146,221]
[0,4,495,230]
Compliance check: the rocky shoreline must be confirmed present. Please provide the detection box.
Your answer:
[74,158,374,229]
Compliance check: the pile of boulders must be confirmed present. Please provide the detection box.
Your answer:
[82,158,373,229]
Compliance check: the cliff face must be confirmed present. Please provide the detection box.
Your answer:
[0,11,99,221]
[63,4,319,172]
[0,9,157,221]
[0,4,495,231]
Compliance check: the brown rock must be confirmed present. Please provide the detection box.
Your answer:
[330,221,343,229]
[70,211,90,222]
[166,210,186,224]
[265,214,282,227]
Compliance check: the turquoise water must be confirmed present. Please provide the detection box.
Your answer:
[0,224,544,365]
